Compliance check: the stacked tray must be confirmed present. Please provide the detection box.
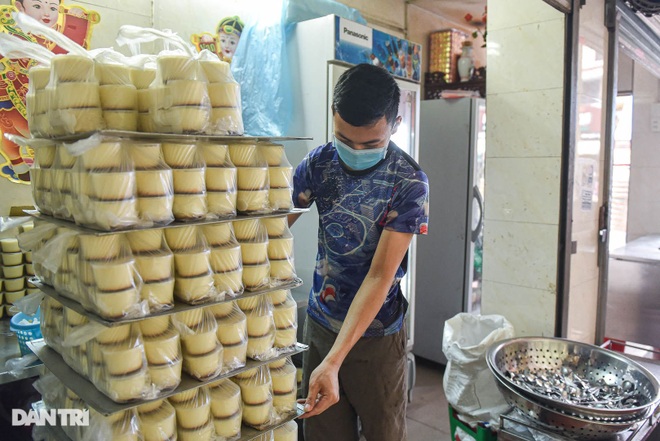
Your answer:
[487,337,660,439]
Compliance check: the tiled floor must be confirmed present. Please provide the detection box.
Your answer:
[406,357,450,440]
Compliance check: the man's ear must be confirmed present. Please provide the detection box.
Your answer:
[391,116,402,135]
[331,103,336,115]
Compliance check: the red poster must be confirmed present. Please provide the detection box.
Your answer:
[0,0,99,184]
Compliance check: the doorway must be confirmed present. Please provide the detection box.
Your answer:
[597,1,660,350]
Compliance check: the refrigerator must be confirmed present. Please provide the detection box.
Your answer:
[413,98,486,365]
[285,15,421,383]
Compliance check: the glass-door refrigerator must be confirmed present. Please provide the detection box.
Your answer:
[413,97,486,365]
[286,15,422,386]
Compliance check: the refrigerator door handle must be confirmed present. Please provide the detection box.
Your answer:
[471,185,484,243]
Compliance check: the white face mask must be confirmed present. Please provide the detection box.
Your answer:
[334,137,388,170]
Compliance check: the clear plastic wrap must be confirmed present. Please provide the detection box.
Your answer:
[70,139,140,230]
[3,15,102,137]
[59,307,92,378]
[273,420,298,441]
[160,143,209,221]
[86,408,141,441]
[228,144,270,213]
[261,217,289,240]
[41,296,64,353]
[214,302,248,372]
[232,365,275,430]
[137,399,177,441]
[27,63,52,138]
[26,225,75,288]
[94,51,139,131]
[87,325,150,403]
[54,234,82,303]
[165,226,219,304]
[130,142,175,225]
[272,292,298,350]
[233,219,270,291]
[269,357,297,416]
[268,227,296,283]
[152,52,210,135]
[140,316,182,393]
[129,230,175,312]
[170,386,213,438]
[174,309,223,380]
[206,222,243,297]
[33,373,65,414]
[241,295,276,361]
[200,52,244,135]
[204,145,237,217]
[139,315,172,338]
[49,52,104,136]
[253,431,275,441]
[78,233,149,320]
[208,378,243,440]
[264,143,293,211]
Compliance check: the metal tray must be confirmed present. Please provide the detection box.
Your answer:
[25,208,308,236]
[32,129,312,144]
[487,337,660,422]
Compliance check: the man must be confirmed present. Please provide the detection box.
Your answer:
[289,63,429,441]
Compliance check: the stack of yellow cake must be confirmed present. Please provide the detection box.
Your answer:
[48,54,104,136]
[234,219,270,291]
[176,309,223,380]
[211,301,248,371]
[97,61,138,131]
[232,366,274,430]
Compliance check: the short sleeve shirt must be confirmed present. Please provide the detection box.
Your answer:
[293,141,429,337]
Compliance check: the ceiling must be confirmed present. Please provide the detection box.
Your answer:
[409,0,487,27]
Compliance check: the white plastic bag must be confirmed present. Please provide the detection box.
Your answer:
[442,313,514,427]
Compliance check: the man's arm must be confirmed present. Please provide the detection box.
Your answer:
[299,229,413,418]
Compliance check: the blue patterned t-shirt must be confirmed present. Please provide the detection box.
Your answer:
[293,141,429,337]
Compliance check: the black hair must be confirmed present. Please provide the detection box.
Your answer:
[332,63,400,127]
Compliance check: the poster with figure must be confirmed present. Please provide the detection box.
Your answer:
[0,0,99,184]
[191,15,244,63]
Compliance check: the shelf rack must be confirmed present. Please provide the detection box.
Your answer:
[36,129,312,144]
[32,400,304,441]
[33,278,302,327]
[25,208,309,236]
[24,131,311,439]
[29,339,308,416]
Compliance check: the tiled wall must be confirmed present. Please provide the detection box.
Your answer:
[627,65,660,240]
[482,0,565,336]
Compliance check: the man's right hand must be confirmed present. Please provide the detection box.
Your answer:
[298,359,340,418]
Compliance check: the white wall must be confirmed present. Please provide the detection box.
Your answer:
[627,64,660,240]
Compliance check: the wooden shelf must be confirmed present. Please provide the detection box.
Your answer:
[424,77,486,99]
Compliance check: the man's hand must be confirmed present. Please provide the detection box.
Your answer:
[298,360,340,418]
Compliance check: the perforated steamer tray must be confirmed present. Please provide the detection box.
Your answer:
[487,338,660,423]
